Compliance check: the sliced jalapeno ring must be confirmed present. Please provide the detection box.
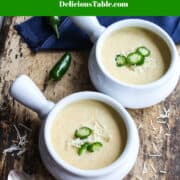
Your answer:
[49,52,71,81]
[75,127,92,139]
[115,54,127,67]
[127,52,144,66]
[78,143,89,156]
[136,46,150,57]
[87,142,103,152]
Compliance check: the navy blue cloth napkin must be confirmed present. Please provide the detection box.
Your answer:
[15,16,180,52]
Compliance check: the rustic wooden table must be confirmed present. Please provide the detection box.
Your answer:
[0,17,179,180]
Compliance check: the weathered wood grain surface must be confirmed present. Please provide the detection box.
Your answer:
[0,17,179,180]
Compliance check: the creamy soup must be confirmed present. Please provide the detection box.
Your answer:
[51,100,127,170]
[100,27,171,85]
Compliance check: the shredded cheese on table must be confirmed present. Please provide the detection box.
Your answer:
[152,142,159,153]
[160,170,167,174]
[150,119,157,132]
[19,123,32,132]
[142,162,147,174]
[157,107,170,120]
[150,163,157,173]
[138,123,143,130]
[138,106,171,178]
[148,154,162,157]
[135,175,143,180]
[165,133,171,137]
[3,124,29,157]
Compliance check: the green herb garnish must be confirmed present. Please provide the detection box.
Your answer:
[115,54,127,66]
[136,46,151,57]
[75,127,92,139]
[87,142,103,152]
[127,52,144,66]
[115,46,151,67]
[73,127,103,156]
[78,143,89,156]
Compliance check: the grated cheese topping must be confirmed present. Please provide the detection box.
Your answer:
[128,56,153,73]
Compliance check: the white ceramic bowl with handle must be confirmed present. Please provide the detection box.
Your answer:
[9,75,139,180]
[70,17,180,109]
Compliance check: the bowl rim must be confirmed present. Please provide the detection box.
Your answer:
[96,19,177,89]
[44,91,139,177]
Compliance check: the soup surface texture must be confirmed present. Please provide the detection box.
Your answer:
[51,100,126,170]
[100,27,171,85]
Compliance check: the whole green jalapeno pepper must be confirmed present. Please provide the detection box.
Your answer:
[49,52,71,81]
[46,16,61,39]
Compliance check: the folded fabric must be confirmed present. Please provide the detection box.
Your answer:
[14,16,180,52]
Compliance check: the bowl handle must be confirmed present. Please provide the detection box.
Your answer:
[9,75,55,118]
[70,16,106,43]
